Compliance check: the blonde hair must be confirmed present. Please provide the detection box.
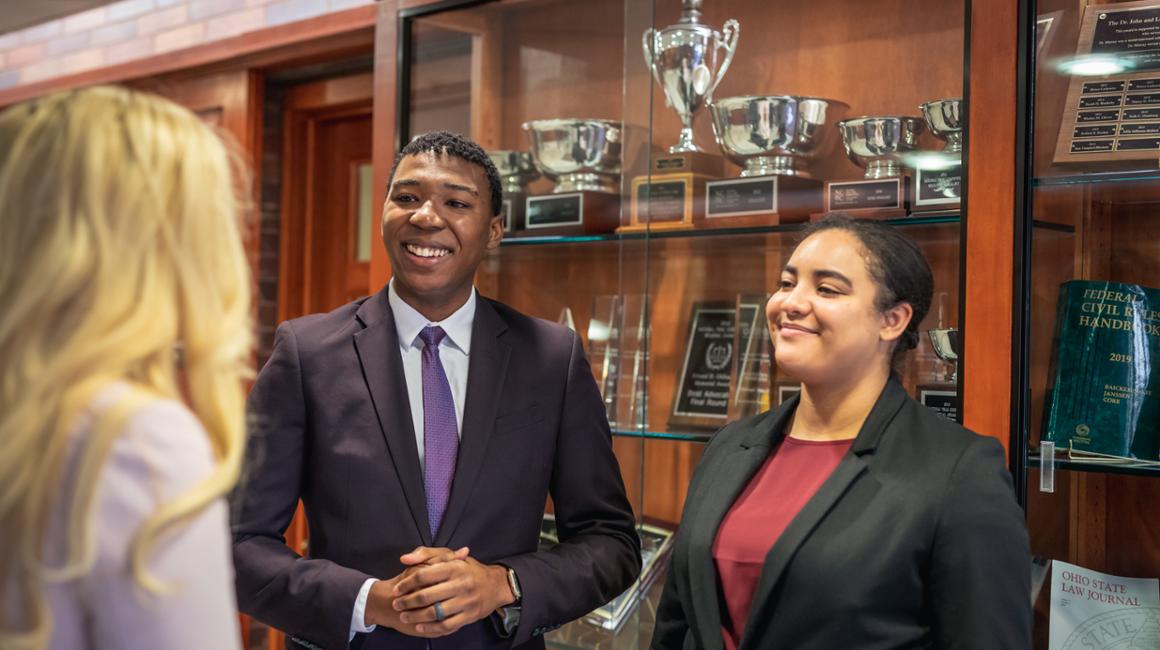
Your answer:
[0,86,253,648]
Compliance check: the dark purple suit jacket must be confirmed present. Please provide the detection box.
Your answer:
[231,288,640,649]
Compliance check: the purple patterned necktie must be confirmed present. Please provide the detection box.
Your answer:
[419,326,458,539]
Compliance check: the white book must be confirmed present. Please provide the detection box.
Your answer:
[1049,559,1160,650]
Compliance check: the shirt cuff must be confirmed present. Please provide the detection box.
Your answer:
[491,605,521,638]
[349,578,379,641]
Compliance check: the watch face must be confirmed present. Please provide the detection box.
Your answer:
[507,568,522,601]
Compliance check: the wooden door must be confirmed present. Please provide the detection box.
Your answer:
[280,72,376,320]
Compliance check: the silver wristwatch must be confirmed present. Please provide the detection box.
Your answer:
[505,566,522,604]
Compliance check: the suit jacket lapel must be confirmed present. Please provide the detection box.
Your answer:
[686,404,795,650]
[353,289,432,546]
[735,454,868,650]
[737,379,910,650]
[435,298,510,547]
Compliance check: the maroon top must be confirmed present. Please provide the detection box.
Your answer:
[711,436,854,650]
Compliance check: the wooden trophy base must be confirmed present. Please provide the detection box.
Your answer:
[818,175,912,220]
[620,150,724,233]
[704,174,823,227]
[520,191,620,236]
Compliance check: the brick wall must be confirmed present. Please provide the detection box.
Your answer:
[0,0,375,90]
[256,84,286,368]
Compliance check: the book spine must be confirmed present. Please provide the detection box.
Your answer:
[1042,283,1075,448]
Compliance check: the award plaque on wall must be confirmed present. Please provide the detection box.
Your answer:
[1053,1,1160,163]
[728,295,772,421]
[671,302,736,429]
[1043,280,1159,461]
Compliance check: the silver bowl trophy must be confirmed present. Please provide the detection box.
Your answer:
[487,150,538,233]
[631,0,738,231]
[912,98,963,212]
[702,95,846,223]
[521,119,622,235]
[837,116,925,179]
[920,99,963,153]
[918,327,961,421]
[825,116,925,217]
[709,95,845,178]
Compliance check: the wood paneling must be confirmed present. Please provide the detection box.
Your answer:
[134,69,265,322]
[963,0,1018,450]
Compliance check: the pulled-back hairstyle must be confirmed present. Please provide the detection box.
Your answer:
[0,86,253,649]
[798,214,934,370]
[388,130,504,217]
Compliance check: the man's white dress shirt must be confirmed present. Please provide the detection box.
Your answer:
[349,280,475,639]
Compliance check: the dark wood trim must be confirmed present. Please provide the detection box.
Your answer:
[1009,0,1035,504]
[371,0,401,289]
[963,0,1019,453]
[0,5,376,107]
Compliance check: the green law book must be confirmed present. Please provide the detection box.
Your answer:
[1043,280,1160,461]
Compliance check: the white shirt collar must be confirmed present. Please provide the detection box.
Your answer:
[387,279,475,355]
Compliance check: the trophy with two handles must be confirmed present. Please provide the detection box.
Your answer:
[630,0,738,229]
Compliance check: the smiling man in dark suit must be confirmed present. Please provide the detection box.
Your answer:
[232,131,640,649]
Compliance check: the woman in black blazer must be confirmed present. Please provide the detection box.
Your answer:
[651,215,1031,650]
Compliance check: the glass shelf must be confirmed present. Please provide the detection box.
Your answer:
[498,215,1076,248]
[500,215,963,248]
[1029,220,1075,234]
[1034,170,1160,187]
[1027,453,1160,479]
[611,428,713,443]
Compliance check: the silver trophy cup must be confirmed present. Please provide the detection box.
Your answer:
[643,0,739,154]
[709,95,847,177]
[522,119,622,194]
[487,151,539,196]
[920,98,963,154]
[837,116,925,179]
[928,328,960,382]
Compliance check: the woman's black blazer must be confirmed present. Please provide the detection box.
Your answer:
[650,379,1031,650]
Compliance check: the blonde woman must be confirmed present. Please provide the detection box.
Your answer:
[0,86,252,649]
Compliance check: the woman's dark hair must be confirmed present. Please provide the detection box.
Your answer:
[797,214,934,369]
[387,130,504,217]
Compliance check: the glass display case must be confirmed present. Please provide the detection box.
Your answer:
[396,0,971,646]
[1017,0,1160,647]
